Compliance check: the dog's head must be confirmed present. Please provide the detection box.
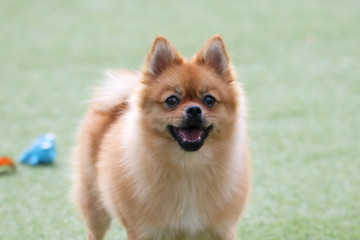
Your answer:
[138,36,241,152]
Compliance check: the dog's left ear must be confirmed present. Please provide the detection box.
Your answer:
[193,35,232,77]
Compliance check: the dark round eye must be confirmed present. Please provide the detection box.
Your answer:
[203,95,217,108]
[165,95,180,108]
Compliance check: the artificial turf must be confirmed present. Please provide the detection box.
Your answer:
[1,0,359,239]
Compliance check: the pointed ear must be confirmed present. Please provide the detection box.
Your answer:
[144,36,183,77]
[193,35,231,76]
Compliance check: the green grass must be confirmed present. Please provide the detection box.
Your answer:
[1,0,359,239]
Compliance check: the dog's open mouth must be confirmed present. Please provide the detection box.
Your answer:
[168,125,213,152]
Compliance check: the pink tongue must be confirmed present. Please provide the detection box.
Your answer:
[177,128,203,141]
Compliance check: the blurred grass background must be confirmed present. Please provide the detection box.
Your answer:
[1,0,359,239]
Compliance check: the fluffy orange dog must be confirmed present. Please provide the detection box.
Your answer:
[72,35,251,240]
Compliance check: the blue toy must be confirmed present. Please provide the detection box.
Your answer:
[19,134,57,166]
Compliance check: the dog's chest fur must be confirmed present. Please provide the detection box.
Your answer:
[153,169,209,232]
[123,149,236,238]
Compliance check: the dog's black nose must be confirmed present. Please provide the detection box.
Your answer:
[185,106,202,118]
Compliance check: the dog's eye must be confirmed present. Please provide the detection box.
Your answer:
[165,96,180,108]
[203,95,217,108]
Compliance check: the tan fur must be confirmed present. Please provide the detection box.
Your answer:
[71,36,251,240]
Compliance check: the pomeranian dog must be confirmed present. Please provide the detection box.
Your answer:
[71,35,251,240]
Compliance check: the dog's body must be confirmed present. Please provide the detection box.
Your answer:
[72,36,251,240]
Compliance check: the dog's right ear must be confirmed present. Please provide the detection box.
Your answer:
[144,36,183,78]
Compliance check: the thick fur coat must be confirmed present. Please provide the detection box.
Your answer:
[72,36,251,240]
